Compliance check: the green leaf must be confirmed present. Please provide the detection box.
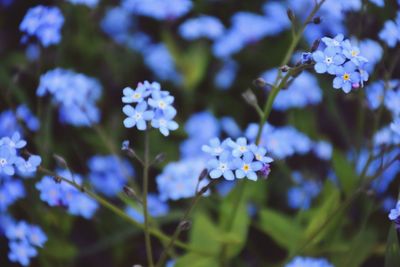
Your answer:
[175,253,219,267]
[219,183,250,258]
[303,181,341,247]
[385,225,400,267]
[258,208,303,251]
[189,212,221,254]
[332,149,358,197]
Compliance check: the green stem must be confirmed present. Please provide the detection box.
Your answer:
[143,130,154,267]
[156,180,215,267]
[37,166,213,257]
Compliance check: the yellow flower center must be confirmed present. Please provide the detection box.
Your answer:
[133,93,141,99]
[351,50,358,57]
[243,164,250,171]
[343,73,350,81]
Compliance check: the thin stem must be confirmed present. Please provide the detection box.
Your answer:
[142,130,154,267]
[156,180,216,267]
[37,166,213,256]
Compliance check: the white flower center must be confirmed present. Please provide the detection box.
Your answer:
[159,119,167,127]
[134,112,142,120]
[219,163,227,171]
[239,146,247,152]
[214,147,223,154]
[324,57,333,64]
[0,158,7,166]
[158,101,166,109]
[333,40,340,46]
[255,154,262,161]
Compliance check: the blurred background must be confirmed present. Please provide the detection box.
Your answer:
[0,0,399,266]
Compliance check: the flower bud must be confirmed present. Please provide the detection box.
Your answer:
[53,154,69,169]
[286,8,295,22]
[312,16,322,24]
[178,220,192,231]
[198,168,209,181]
[310,39,320,52]
[242,89,259,107]
[252,77,267,89]
[279,65,290,72]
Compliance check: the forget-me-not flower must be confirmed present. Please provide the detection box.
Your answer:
[333,61,361,93]
[123,102,154,130]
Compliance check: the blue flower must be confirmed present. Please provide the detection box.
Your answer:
[214,59,238,90]
[67,193,99,219]
[122,0,192,21]
[379,13,400,48]
[88,155,134,197]
[389,201,400,221]
[233,152,263,181]
[16,105,40,132]
[8,241,37,266]
[250,145,273,164]
[287,174,321,210]
[179,16,224,40]
[123,102,154,130]
[27,226,47,247]
[0,178,25,211]
[384,89,400,117]
[333,61,360,93]
[229,137,250,158]
[321,34,344,52]
[365,81,385,109]
[16,155,41,175]
[0,145,17,176]
[341,40,368,66]
[122,85,151,104]
[202,138,229,156]
[313,141,332,160]
[285,256,334,267]
[148,91,175,114]
[220,117,242,138]
[185,111,220,140]
[391,118,400,136]
[19,6,64,47]
[207,151,236,181]
[151,109,179,137]
[313,47,345,74]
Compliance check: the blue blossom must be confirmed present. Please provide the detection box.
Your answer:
[19,6,64,47]
[126,206,144,223]
[123,102,154,130]
[233,152,263,181]
[16,105,40,132]
[379,13,400,48]
[341,40,368,66]
[156,159,209,201]
[261,70,322,110]
[151,109,179,137]
[287,173,321,210]
[207,151,236,181]
[384,89,400,117]
[122,0,192,21]
[365,81,385,109]
[202,138,229,157]
[67,0,99,8]
[382,197,396,212]
[333,61,361,93]
[101,7,133,45]
[322,34,345,51]
[0,178,25,211]
[220,117,241,138]
[286,256,334,267]
[16,155,41,175]
[36,170,99,218]
[214,59,238,90]
[27,225,47,247]
[313,141,333,160]
[148,91,175,114]
[313,47,345,74]
[179,16,224,40]
[0,110,21,137]
[358,39,383,73]
[185,111,220,140]
[0,144,17,176]
[88,155,134,197]
[391,118,400,136]
[37,68,102,126]
[228,137,251,158]
[8,241,37,266]
[389,201,400,221]
[122,85,152,104]
[250,145,273,164]
[148,193,170,217]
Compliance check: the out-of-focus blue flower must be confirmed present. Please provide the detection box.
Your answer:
[368,0,384,7]
[214,59,238,90]
[261,70,322,110]
[122,0,192,21]
[185,111,220,141]
[101,7,133,45]
[313,47,345,74]
[358,39,383,73]
[16,155,41,175]
[0,110,20,137]
[88,155,134,197]
[37,68,102,126]
[245,124,313,159]
[285,256,334,267]
[5,220,47,266]
[373,126,400,147]
[156,158,209,201]
[67,0,99,8]
[208,151,236,181]
[126,194,170,222]
[179,16,224,41]
[0,177,25,211]
[313,141,333,160]
[389,201,400,221]
[25,44,41,61]
[19,6,64,47]
[126,206,144,223]
[143,43,181,83]
[384,89,400,116]
[287,172,321,210]
[36,170,99,218]
[379,12,400,48]
[391,118,400,136]
[8,241,37,266]
[333,61,361,93]
[220,117,241,138]
[365,81,385,109]
[16,105,40,132]
[382,197,396,212]
[122,81,179,136]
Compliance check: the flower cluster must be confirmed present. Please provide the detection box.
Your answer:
[19,6,64,47]
[36,170,98,219]
[88,155,134,197]
[5,221,47,266]
[312,34,369,93]
[122,0,192,21]
[287,172,321,210]
[37,68,102,126]
[122,81,178,136]
[0,175,25,212]
[379,12,400,48]
[0,132,41,177]
[156,158,209,201]
[203,137,273,181]
[179,16,225,41]
[285,256,334,267]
